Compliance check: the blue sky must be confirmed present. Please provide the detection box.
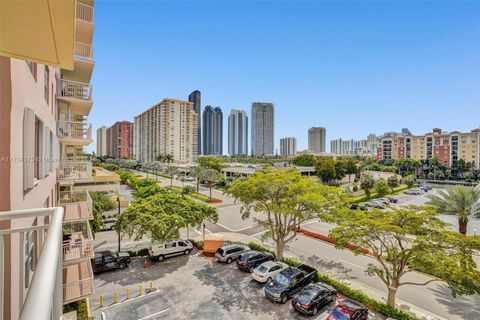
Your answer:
[89,0,480,154]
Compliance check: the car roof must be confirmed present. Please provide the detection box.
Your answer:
[222,243,248,250]
[95,250,114,257]
[309,282,336,292]
[337,299,366,310]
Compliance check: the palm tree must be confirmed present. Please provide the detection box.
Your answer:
[164,154,174,164]
[189,166,204,193]
[427,186,480,235]
[165,165,178,187]
[201,168,220,200]
[156,154,165,163]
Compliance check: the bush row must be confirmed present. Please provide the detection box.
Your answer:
[243,242,417,320]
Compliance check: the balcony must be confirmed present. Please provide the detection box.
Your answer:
[59,190,93,223]
[63,221,94,263]
[75,42,93,61]
[57,79,93,115]
[63,261,94,305]
[57,120,93,145]
[57,161,93,181]
[76,2,94,44]
[0,207,64,320]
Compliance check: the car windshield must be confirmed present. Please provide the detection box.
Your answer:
[239,253,255,261]
[273,273,291,286]
[330,309,350,320]
[257,265,268,273]
[216,248,224,255]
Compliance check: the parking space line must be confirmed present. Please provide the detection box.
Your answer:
[339,259,364,269]
[137,308,170,320]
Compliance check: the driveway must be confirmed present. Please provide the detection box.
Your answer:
[91,252,384,320]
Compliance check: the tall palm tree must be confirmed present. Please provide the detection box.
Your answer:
[165,165,178,187]
[189,165,204,193]
[201,168,220,199]
[427,186,480,235]
[164,154,174,164]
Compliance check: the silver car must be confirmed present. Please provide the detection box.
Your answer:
[215,244,250,264]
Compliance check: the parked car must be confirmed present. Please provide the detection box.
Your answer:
[420,185,430,192]
[404,189,418,195]
[292,282,337,316]
[252,261,289,283]
[264,264,317,304]
[102,218,116,230]
[184,176,195,181]
[375,198,390,205]
[364,201,385,209]
[327,300,368,320]
[215,244,250,264]
[388,197,398,203]
[92,250,130,273]
[148,239,193,261]
[237,250,275,272]
[350,204,367,211]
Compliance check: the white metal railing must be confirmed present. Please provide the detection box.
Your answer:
[59,190,93,223]
[57,79,92,101]
[0,207,64,320]
[57,120,92,141]
[76,2,94,23]
[75,42,93,60]
[63,276,94,304]
[62,220,94,262]
[57,161,93,180]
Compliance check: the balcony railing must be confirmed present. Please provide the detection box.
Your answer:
[57,161,92,181]
[57,120,92,141]
[59,190,93,223]
[63,221,94,263]
[75,42,93,61]
[76,2,94,23]
[57,79,92,101]
[63,261,94,304]
[0,207,64,320]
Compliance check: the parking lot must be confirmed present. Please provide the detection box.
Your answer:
[91,252,384,320]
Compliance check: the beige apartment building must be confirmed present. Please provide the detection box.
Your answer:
[376,128,480,168]
[0,1,96,319]
[134,98,199,163]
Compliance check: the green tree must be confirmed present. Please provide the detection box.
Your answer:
[427,186,480,235]
[132,179,160,199]
[345,159,359,182]
[155,154,165,163]
[374,178,390,197]
[453,159,469,178]
[189,165,205,193]
[404,174,416,188]
[90,191,116,234]
[315,157,337,184]
[164,165,178,187]
[116,189,218,242]
[360,174,375,198]
[201,168,221,199]
[291,154,317,166]
[196,156,225,171]
[387,175,399,192]
[334,160,347,182]
[164,154,174,164]
[331,206,480,307]
[226,167,343,259]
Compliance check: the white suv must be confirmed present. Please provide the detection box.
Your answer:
[148,239,193,261]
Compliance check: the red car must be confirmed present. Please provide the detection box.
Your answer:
[327,300,368,320]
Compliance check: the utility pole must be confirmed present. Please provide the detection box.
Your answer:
[116,196,121,252]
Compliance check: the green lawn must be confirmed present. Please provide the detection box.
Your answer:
[351,185,411,203]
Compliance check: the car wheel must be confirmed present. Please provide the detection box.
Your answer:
[227,258,232,264]
[184,249,191,255]
[249,266,254,273]
[280,294,287,304]
[119,262,127,269]
[266,277,272,283]
[157,255,164,262]
[312,307,318,316]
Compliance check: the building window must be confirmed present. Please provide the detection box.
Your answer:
[44,66,49,103]
[26,61,37,80]
[34,118,40,179]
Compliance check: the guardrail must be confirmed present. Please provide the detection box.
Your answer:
[75,42,94,61]
[57,79,92,101]
[59,190,93,223]
[0,207,64,320]
[57,161,92,181]
[77,2,94,23]
[57,120,92,141]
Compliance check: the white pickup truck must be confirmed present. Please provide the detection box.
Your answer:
[148,239,193,261]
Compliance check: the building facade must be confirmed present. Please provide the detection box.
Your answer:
[280,137,297,156]
[228,109,248,156]
[96,126,107,156]
[251,103,274,156]
[330,138,343,155]
[308,127,326,154]
[202,106,223,155]
[134,98,198,163]
[0,1,96,317]
[376,128,480,168]
[188,90,201,155]
[106,121,133,158]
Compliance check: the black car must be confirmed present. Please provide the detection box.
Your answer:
[350,204,367,211]
[388,197,398,203]
[292,282,337,316]
[92,250,131,273]
[265,264,317,304]
[237,250,274,272]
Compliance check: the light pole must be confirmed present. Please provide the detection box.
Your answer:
[474,228,477,237]
[116,196,121,252]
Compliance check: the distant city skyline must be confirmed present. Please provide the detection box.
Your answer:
[88,1,480,154]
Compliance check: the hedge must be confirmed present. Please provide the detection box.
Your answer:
[63,299,90,320]
[126,248,149,257]
[243,242,418,320]
[351,184,411,203]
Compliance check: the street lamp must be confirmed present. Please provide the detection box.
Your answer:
[116,196,121,252]
[474,228,477,237]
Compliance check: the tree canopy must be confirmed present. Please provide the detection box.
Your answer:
[196,156,225,171]
[226,167,344,259]
[291,154,317,166]
[331,205,480,307]
[116,189,218,242]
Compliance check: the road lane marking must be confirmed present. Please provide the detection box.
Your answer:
[472,309,480,314]
[339,259,364,269]
[138,308,170,320]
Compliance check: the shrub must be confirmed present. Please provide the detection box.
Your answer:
[299,228,369,255]
[404,174,417,188]
[247,242,276,257]
[374,178,389,197]
[182,185,196,195]
[352,185,358,192]
[427,172,434,180]
[387,175,399,191]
